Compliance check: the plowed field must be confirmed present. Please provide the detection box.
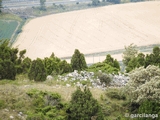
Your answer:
[13,1,160,63]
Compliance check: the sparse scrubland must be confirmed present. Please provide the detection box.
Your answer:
[0,1,160,120]
[0,40,160,119]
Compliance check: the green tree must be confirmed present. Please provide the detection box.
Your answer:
[44,57,58,75]
[44,53,72,75]
[136,53,145,67]
[0,40,20,80]
[40,0,46,10]
[59,60,72,74]
[145,54,153,67]
[21,57,32,73]
[125,57,137,73]
[50,52,61,63]
[103,54,114,66]
[126,53,145,72]
[122,43,138,66]
[71,49,87,71]
[28,58,47,81]
[103,54,120,70]
[67,87,104,120]
[16,49,27,74]
[152,46,160,65]
[145,46,160,67]
[0,59,16,80]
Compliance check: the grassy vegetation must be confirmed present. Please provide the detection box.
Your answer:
[0,74,128,119]
[0,13,26,45]
[32,2,112,17]
[10,19,27,45]
[0,20,18,40]
[0,1,159,119]
[0,13,22,21]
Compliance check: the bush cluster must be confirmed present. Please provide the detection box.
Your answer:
[67,87,104,120]
[26,89,67,120]
[97,72,112,86]
[123,44,160,72]
[88,54,120,74]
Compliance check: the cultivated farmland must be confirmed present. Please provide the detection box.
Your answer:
[12,1,160,63]
[0,20,19,42]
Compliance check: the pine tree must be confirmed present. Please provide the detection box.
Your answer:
[145,46,160,67]
[71,49,87,71]
[136,53,145,67]
[21,57,32,73]
[44,57,58,75]
[28,58,47,81]
[58,60,72,74]
[103,54,114,66]
[16,49,27,74]
[0,59,16,80]
[67,87,104,120]
[152,46,160,65]
[103,54,120,70]
[0,40,20,80]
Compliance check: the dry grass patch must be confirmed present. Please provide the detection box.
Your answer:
[0,85,31,119]
[0,79,129,119]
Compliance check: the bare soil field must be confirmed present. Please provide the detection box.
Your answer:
[12,1,160,63]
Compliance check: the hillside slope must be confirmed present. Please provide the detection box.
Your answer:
[12,1,160,62]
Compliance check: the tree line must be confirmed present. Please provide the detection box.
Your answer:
[122,44,160,72]
[1,40,160,81]
[0,40,88,80]
[1,40,160,119]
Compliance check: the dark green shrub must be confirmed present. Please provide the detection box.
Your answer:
[106,91,126,100]
[28,58,47,81]
[103,54,120,70]
[71,49,87,71]
[98,73,112,86]
[26,89,67,120]
[27,89,61,107]
[138,100,160,120]
[58,60,72,74]
[0,40,22,80]
[0,99,5,109]
[81,80,90,86]
[67,87,104,120]
[21,57,32,73]
[26,113,45,120]
[0,59,16,80]
[88,62,119,74]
